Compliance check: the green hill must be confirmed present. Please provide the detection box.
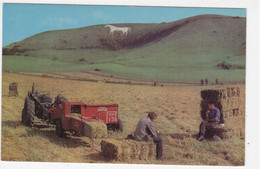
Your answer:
[2,14,246,82]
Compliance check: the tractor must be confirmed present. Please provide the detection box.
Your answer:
[21,84,123,137]
[21,83,52,127]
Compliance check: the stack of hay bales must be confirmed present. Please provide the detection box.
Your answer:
[200,86,244,139]
[82,120,107,139]
[100,138,155,161]
[9,82,18,97]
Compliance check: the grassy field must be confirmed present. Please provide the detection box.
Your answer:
[2,54,245,83]
[2,15,246,83]
[1,73,245,165]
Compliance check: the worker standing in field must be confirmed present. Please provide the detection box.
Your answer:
[134,112,163,160]
[197,101,221,141]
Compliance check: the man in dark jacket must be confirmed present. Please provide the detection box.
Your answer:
[197,101,221,141]
[134,112,163,160]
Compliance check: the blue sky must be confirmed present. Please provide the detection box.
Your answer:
[3,3,246,46]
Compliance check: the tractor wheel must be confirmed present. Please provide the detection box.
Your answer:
[117,119,123,132]
[56,119,65,137]
[21,97,35,127]
[26,97,35,127]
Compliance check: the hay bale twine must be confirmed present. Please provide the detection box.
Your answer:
[101,138,155,161]
[82,121,107,139]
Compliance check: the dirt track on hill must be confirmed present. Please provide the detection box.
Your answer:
[15,71,244,87]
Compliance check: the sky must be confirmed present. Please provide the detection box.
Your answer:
[3,3,246,46]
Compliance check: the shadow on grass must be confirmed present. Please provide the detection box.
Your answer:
[2,120,22,128]
[87,151,114,163]
[25,129,91,148]
[2,120,91,148]
[163,133,198,140]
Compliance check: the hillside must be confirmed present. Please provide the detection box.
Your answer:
[2,14,246,82]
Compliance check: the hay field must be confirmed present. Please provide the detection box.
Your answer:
[1,72,245,165]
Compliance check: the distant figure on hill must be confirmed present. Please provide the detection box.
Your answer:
[200,79,204,85]
[197,101,221,141]
[205,79,208,85]
[134,112,163,160]
[215,78,219,85]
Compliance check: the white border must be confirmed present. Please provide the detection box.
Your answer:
[0,1,259,169]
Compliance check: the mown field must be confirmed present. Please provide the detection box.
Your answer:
[1,72,245,165]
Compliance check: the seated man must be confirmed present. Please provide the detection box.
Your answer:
[134,112,163,160]
[197,101,221,141]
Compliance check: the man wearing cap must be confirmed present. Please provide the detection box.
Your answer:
[134,112,163,160]
[197,101,221,141]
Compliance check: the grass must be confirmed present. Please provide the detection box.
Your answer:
[2,54,245,83]
[2,14,246,83]
[1,73,245,165]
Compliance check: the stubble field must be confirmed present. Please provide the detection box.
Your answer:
[1,72,245,165]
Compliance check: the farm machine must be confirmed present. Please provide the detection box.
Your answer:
[21,84,123,137]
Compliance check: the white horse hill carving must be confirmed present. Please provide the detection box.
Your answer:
[105,24,131,36]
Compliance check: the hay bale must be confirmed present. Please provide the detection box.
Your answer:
[205,125,230,139]
[201,87,240,101]
[219,99,230,112]
[222,111,230,119]
[205,125,244,139]
[200,86,244,139]
[228,97,241,109]
[100,138,155,161]
[201,89,222,101]
[42,73,49,77]
[224,116,245,128]
[221,89,227,99]
[82,121,107,139]
[9,82,18,97]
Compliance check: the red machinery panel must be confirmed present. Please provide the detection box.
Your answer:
[82,104,119,124]
[49,101,119,134]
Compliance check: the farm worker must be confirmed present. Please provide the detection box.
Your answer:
[197,101,221,141]
[134,112,163,160]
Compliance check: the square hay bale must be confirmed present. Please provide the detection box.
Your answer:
[231,87,241,97]
[200,86,244,139]
[201,87,240,101]
[219,100,230,111]
[222,111,230,119]
[205,125,243,139]
[9,82,18,97]
[228,87,241,98]
[100,138,155,161]
[228,98,241,109]
[220,129,235,139]
[82,121,107,139]
[224,116,245,128]
[201,89,222,101]
[205,125,230,139]
[221,89,227,99]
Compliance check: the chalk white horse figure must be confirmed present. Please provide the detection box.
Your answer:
[105,24,131,36]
